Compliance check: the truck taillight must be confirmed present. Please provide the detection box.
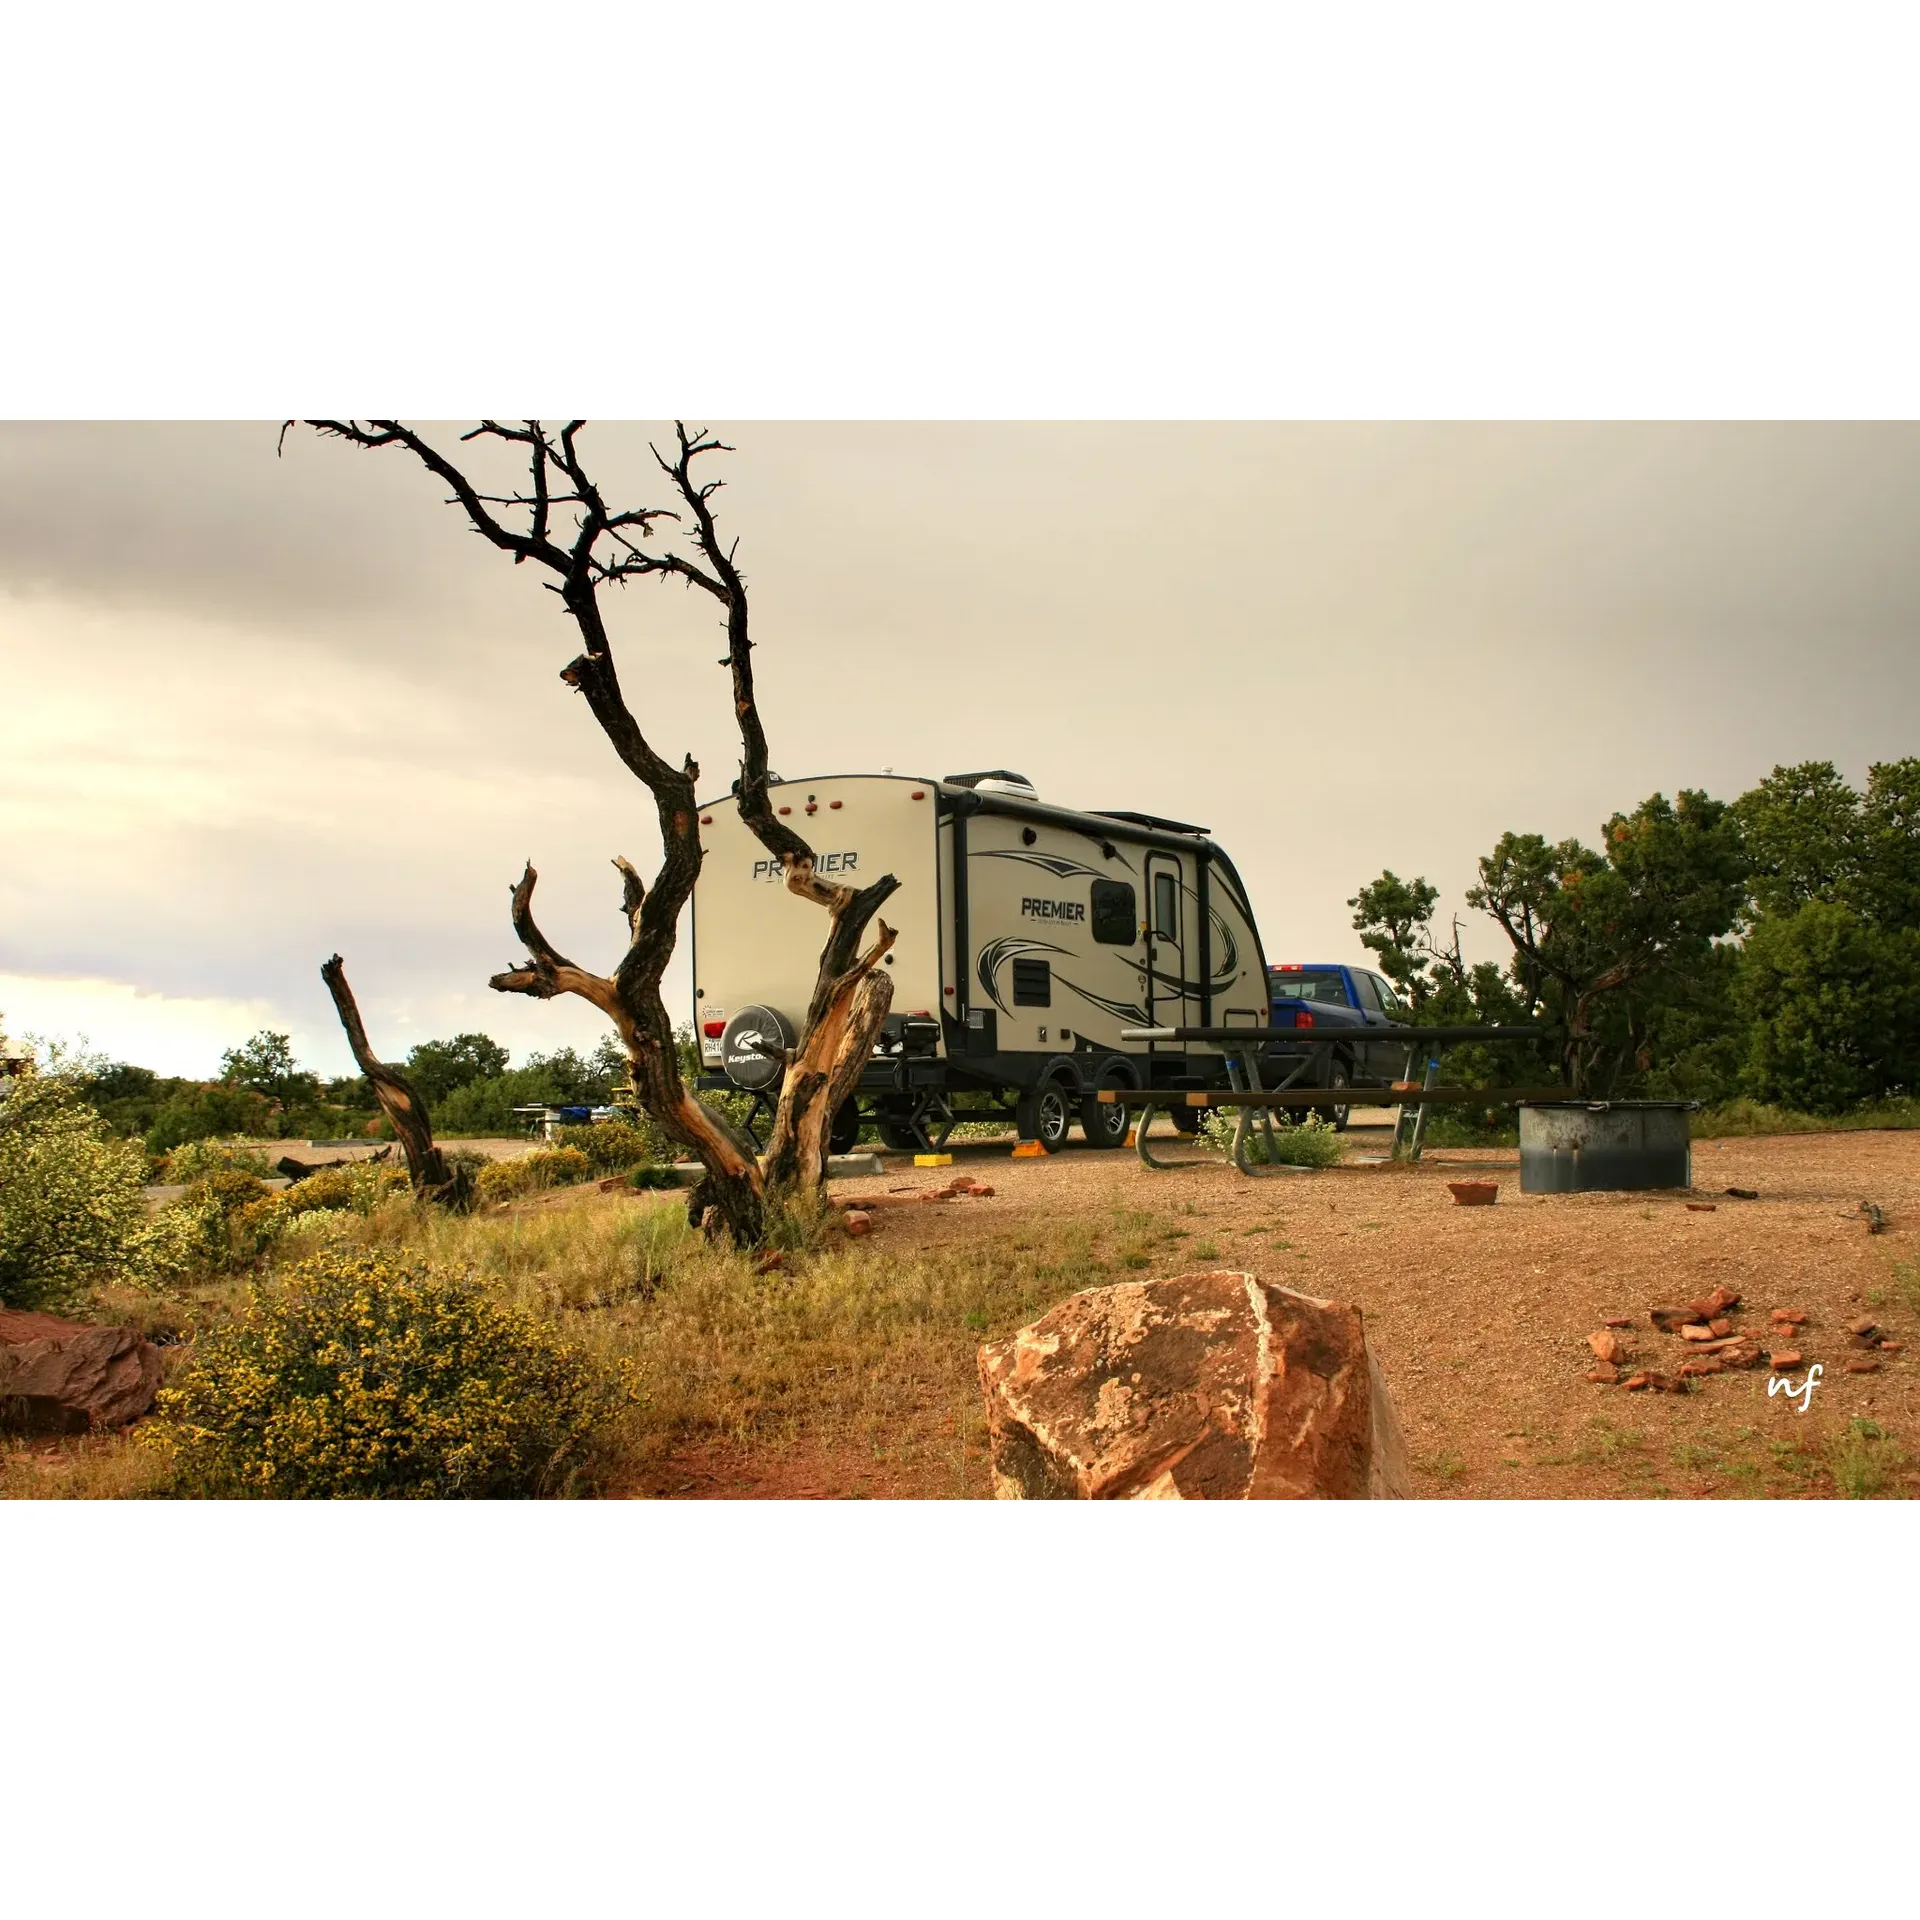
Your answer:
[1295,1010,1315,1028]
[702,1020,725,1039]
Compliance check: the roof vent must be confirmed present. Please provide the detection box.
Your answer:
[944,768,1038,800]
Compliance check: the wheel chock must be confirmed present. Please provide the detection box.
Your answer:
[1011,1141,1049,1158]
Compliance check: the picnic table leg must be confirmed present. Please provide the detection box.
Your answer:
[1407,1049,1442,1162]
[1133,1100,1177,1170]
[1238,1044,1281,1164]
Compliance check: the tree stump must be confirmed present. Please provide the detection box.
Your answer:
[977,1270,1410,1499]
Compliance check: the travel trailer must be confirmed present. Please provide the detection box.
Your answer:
[689,770,1273,1151]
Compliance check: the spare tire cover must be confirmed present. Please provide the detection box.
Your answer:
[719,1004,795,1091]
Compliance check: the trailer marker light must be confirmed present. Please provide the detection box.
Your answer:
[943,986,955,996]
[700,815,713,825]
[829,800,842,809]
[911,790,925,799]
[702,1020,726,1039]
[778,805,792,815]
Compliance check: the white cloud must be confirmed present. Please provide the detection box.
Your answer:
[0,972,288,1078]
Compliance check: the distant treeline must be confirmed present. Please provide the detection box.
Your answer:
[1351,758,1920,1108]
[81,1028,660,1152]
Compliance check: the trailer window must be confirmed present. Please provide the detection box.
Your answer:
[1012,958,1052,1006]
[1152,871,1179,941]
[1090,879,1136,945]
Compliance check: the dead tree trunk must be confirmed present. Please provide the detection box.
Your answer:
[320,955,473,1209]
[295,419,902,1245]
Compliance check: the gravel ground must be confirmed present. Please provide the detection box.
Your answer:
[827,1122,1920,1498]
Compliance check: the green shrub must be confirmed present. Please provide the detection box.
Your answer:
[152,1247,614,1497]
[1198,1107,1345,1169]
[162,1136,278,1182]
[0,1074,196,1310]
[475,1146,595,1204]
[549,1120,655,1175]
[628,1164,680,1190]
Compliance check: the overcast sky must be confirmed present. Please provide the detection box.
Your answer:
[5,420,1918,1078]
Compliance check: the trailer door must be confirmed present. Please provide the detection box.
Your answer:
[1144,852,1192,1030]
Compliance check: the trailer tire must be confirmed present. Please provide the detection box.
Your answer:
[1019,1076,1075,1154]
[1079,1069,1134,1149]
[878,1116,922,1152]
[828,1098,862,1157]
[1169,1103,1204,1135]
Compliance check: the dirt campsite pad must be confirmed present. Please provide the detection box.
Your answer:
[633,1120,1920,1499]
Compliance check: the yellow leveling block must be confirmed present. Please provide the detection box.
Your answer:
[913,1153,954,1167]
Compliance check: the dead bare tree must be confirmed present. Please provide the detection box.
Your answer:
[320,955,474,1208]
[293,421,898,1245]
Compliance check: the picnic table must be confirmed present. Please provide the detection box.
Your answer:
[1103,1024,1561,1177]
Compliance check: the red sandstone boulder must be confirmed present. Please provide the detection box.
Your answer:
[977,1270,1410,1499]
[0,1308,163,1432]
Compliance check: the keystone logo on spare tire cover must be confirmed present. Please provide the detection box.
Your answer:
[720,1005,795,1090]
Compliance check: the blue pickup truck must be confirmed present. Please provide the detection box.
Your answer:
[1263,963,1414,1129]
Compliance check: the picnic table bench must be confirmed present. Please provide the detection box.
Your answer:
[1104,1024,1561,1176]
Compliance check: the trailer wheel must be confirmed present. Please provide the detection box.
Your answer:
[1019,1077,1075,1153]
[828,1098,862,1157]
[1079,1071,1133,1149]
[878,1116,922,1152]
[1169,1104,1204,1135]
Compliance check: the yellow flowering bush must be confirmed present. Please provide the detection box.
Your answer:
[0,1073,196,1309]
[548,1120,656,1175]
[278,1162,410,1218]
[475,1146,594,1204]
[154,1247,611,1497]
[162,1137,277,1182]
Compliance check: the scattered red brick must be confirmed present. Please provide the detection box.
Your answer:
[1770,1307,1809,1326]
[1622,1372,1652,1391]
[1725,1187,1759,1200]
[1847,1358,1882,1375]
[1648,1372,1687,1394]
[1848,1316,1879,1338]
[1771,1350,1804,1371]
[1587,1331,1625,1365]
[1686,1202,1717,1212]
[1708,1316,1734,1337]
[1681,1323,1717,1344]
[843,1210,873,1237]
[1448,1182,1498,1206]
[1587,1364,1620,1385]
[1879,1340,1903,1353]
[1652,1306,1707,1333]
[1603,1315,1634,1329]
[1677,1359,1725,1378]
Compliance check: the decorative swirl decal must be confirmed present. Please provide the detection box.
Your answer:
[976,935,1070,1014]
[974,847,1134,879]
